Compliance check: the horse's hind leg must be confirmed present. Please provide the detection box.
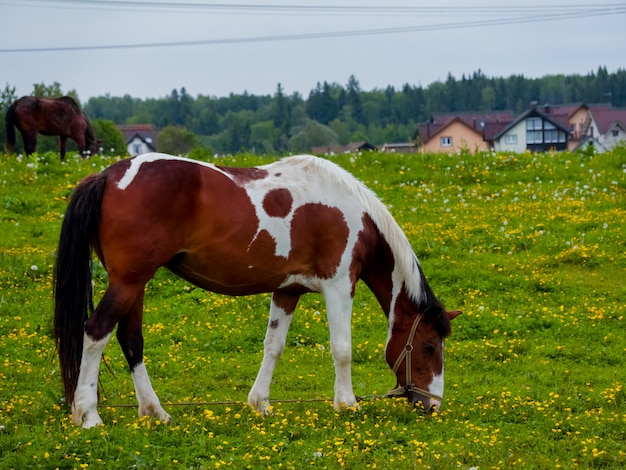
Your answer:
[248,291,299,414]
[116,291,171,423]
[72,282,145,428]
[72,331,112,428]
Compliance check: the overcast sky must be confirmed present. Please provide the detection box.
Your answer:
[1,0,625,103]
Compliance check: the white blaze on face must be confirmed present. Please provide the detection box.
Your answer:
[428,340,445,408]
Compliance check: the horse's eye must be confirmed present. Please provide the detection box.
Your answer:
[423,343,436,354]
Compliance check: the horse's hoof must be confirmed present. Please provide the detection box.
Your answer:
[334,394,359,411]
[248,397,272,416]
[159,413,172,424]
[78,411,104,429]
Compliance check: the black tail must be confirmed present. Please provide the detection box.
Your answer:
[54,173,107,404]
[5,102,17,153]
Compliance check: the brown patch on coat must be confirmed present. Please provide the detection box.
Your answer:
[290,203,349,279]
[218,166,269,184]
[263,188,293,218]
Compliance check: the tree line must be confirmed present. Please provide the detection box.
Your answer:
[3,67,626,156]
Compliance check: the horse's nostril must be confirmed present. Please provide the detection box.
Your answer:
[429,399,441,413]
[407,390,441,414]
[408,391,430,410]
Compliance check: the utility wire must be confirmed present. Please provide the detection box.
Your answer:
[0,4,624,53]
[4,0,626,15]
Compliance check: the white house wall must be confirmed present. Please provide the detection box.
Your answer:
[494,121,527,153]
[128,137,150,156]
[598,123,626,150]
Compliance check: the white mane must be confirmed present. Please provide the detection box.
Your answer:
[281,155,425,303]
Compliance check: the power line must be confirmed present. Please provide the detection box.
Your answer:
[5,0,626,15]
[0,4,624,53]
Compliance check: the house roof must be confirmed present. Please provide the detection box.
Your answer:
[539,102,612,128]
[116,124,156,145]
[311,141,376,154]
[421,116,482,141]
[380,142,417,151]
[416,110,515,143]
[574,135,609,152]
[589,108,626,134]
[127,132,156,152]
[493,105,571,140]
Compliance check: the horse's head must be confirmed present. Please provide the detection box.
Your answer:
[85,138,102,157]
[385,299,461,412]
[82,113,103,158]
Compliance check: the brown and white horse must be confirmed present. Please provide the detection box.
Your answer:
[54,153,460,428]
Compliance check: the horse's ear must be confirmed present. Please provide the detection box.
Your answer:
[447,310,462,321]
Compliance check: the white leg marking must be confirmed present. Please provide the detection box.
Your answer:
[248,301,293,414]
[131,362,171,422]
[324,283,357,410]
[72,333,111,428]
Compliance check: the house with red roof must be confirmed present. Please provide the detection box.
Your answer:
[116,124,157,156]
[536,103,613,151]
[415,103,622,154]
[493,104,571,153]
[582,108,626,150]
[414,111,515,153]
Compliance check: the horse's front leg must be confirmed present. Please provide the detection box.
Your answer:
[248,291,299,415]
[59,136,67,161]
[117,292,171,423]
[323,284,357,410]
[21,131,37,156]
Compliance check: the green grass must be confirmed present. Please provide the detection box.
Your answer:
[0,148,625,469]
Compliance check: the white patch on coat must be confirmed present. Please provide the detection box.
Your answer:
[242,157,364,261]
[116,152,232,190]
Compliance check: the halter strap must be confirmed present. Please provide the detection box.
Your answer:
[386,313,443,403]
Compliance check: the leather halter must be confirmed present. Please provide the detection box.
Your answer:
[385,313,443,403]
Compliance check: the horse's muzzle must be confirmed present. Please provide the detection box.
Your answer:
[406,389,440,414]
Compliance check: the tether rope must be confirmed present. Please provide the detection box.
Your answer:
[98,394,390,409]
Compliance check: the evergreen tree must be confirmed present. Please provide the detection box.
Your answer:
[346,75,363,124]
[1,83,17,152]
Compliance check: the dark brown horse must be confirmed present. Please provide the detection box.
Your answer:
[54,153,460,428]
[5,96,100,160]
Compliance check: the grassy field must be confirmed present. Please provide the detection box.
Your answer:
[0,147,624,469]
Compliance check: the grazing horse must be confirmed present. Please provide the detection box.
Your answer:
[5,96,100,160]
[54,153,460,428]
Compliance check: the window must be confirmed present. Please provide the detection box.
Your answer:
[504,134,517,145]
[133,144,141,155]
[440,136,452,147]
[526,117,542,130]
[527,130,542,144]
[526,117,543,144]
[544,130,559,143]
[612,130,620,137]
